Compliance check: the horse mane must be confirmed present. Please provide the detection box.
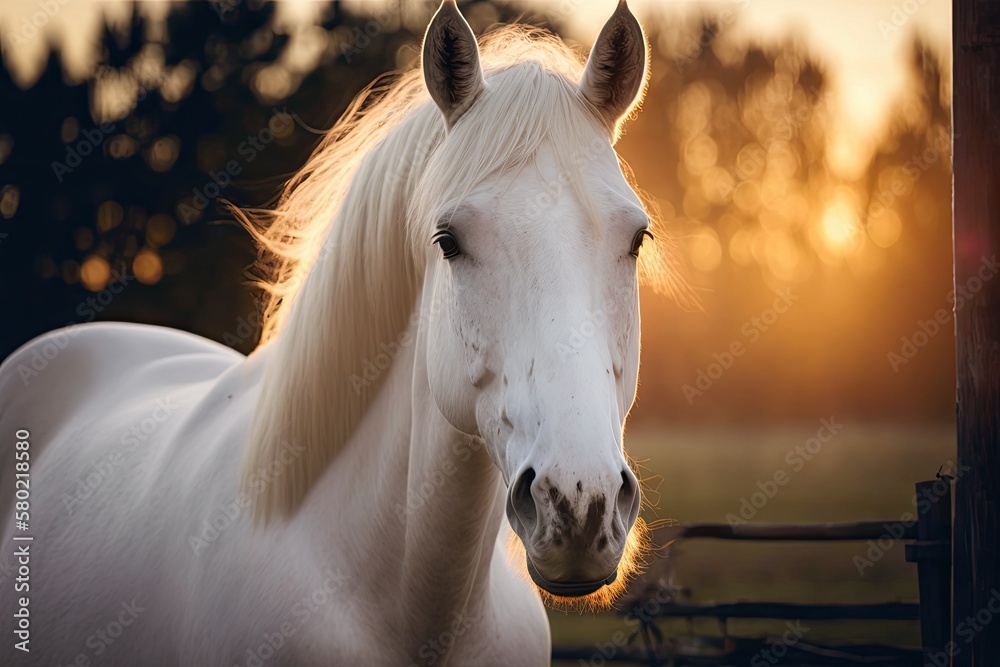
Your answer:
[239,24,691,524]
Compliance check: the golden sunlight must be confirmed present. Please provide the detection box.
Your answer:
[821,199,862,253]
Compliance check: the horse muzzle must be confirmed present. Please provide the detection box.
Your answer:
[525,557,618,597]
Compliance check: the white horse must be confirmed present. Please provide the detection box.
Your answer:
[1,2,679,664]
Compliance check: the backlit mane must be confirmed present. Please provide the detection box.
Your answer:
[239,24,689,524]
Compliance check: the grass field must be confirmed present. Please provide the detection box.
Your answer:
[549,422,956,663]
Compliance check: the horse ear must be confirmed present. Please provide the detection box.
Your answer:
[579,1,648,133]
[422,0,485,127]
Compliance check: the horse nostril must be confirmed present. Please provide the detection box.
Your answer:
[509,467,537,531]
[616,468,639,531]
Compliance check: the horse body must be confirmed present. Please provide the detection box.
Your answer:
[1,2,664,664]
[0,321,548,666]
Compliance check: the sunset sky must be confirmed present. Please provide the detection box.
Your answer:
[2,0,951,179]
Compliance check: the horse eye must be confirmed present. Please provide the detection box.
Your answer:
[630,229,654,257]
[432,230,461,259]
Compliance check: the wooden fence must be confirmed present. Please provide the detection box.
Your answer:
[552,477,952,666]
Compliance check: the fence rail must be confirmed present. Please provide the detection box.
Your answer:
[618,601,921,621]
[656,520,918,542]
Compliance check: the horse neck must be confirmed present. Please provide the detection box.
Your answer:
[404,284,508,612]
[298,282,506,633]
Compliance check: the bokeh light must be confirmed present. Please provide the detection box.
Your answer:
[97,201,124,233]
[148,136,179,172]
[133,248,163,285]
[821,199,862,252]
[146,213,176,247]
[80,255,111,291]
[0,185,19,219]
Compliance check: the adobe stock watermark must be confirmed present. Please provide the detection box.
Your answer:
[719,89,834,204]
[188,439,305,554]
[671,0,751,72]
[348,292,447,395]
[337,7,398,63]
[54,598,145,667]
[234,568,349,667]
[51,74,166,183]
[222,311,263,349]
[384,132,438,186]
[924,589,1000,666]
[395,437,483,519]
[578,583,807,666]
[406,613,475,667]
[557,308,608,359]
[523,137,606,219]
[725,418,843,529]
[750,620,810,666]
[8,0,72,48]
[682,289,798,404]
[853,460,968,575]
[15,265,136,385]
[349,339,410,395]
[877,0,932,41]
[577,584,684,665]
[177,107,304,223]
[887,255,998,373]
[60,397,177,515]
[860,128,949,227]
[546,0,591,24]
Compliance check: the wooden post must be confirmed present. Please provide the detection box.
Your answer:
[953,0,1000,664]
[905,479,952,661]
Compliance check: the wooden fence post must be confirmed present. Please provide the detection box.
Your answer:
[953,0,1000,664]
[905,478,952,662]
